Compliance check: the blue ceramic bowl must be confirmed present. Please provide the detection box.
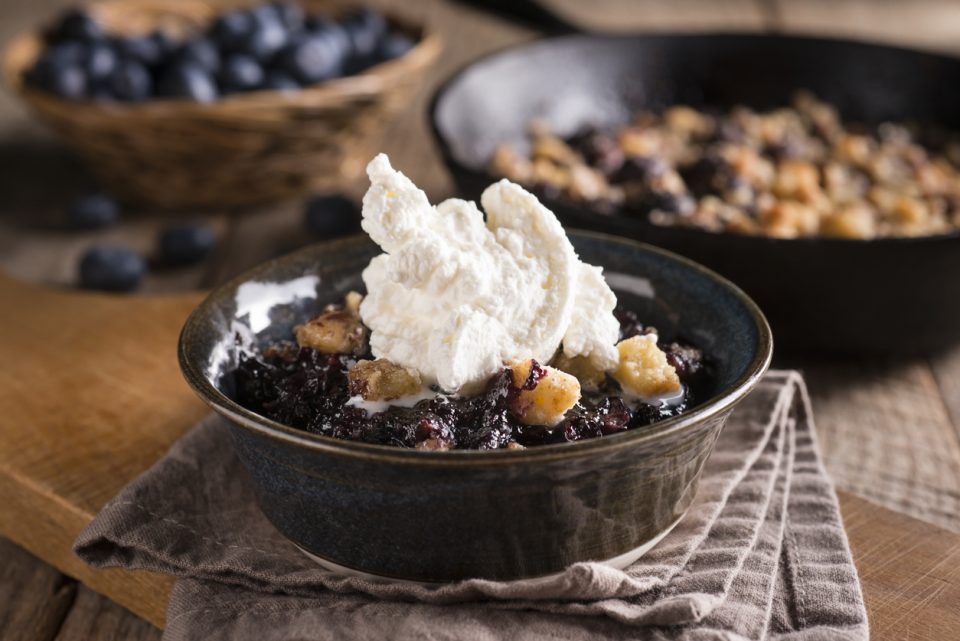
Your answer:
[178,231,772,582]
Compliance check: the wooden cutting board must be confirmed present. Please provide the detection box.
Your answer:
[1,271,958,639]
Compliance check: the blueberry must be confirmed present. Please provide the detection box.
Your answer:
[310,20,351,60]
[43,41,86,65]
[644,190,696,216]
[157,224,216,266]
[210,11,254,52]
[67,193,119,229]
[109,59,152,101]
[377,32,413,61]
[85,41,118,81]
[78,246,145,292]
[612,155,667,183]
[48,10,103,43]
[149,30,177,59]
[26,57,87,100]
[680,154,729,196]
[568,128,623,176]
[174,38,220,73]
[343,8,387,59]
[239,9,289,62]
[273,1,305,32]
[263,70,299,91]
[157,62,218,102]
[219,54,264,93]
[115,35,162,67]
[664,342,704,381]
[304,195,360,237]
[277,35,341,85]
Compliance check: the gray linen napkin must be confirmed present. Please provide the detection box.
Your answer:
[75,370,868,640]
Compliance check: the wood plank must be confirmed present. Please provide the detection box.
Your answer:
[546,0,768,33]
[0,274,199,627]
[840,491,960,641]
[801,359,960,532]
[54,586,160,641]
[1,0,958,636]
[770,0,960,54]
[0,538,77,641]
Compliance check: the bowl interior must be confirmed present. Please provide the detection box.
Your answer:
[180,232,770,452]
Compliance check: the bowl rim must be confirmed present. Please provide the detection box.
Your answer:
[178,230,773,466]
[427,30,960,245]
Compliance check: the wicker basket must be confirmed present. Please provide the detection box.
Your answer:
[2,0,441,208]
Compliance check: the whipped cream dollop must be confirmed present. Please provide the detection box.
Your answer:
[359,154,620,393]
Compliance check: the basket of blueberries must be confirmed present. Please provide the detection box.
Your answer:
[2,0,440,208]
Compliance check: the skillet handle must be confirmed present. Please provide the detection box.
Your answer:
[449,0,581,34]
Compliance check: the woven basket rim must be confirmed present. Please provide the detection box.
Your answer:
[2,1,442,118]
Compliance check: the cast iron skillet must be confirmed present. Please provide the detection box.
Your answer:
[429,28,960,356]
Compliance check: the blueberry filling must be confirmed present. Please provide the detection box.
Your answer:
[231,305,707,450]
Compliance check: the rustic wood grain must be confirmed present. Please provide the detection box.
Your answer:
[54,585,161,641]
[770,0,960,54]
[1,0,959,637]
[0,538,76,641]
[840,491,960,640]
[0,273,198,626]
[547,0,768,32]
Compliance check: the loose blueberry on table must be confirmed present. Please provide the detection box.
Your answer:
[77,245,145,292]
[25,3,417,103]
[232,293,706,450]
[157,224,217,267]
[66,193,118,230]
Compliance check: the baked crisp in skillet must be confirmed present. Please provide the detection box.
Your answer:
[491,92,960,239]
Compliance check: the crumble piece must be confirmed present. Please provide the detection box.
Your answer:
[508,359,581,427]
[344,291,363,314]
[613,335,682,398]
[821,204,876,239]
[295,308,366,354]
[550,352,607,391]
[348,359,422,401]
[759,200,820,238]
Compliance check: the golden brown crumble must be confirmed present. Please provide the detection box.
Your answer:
[347,359,422,401]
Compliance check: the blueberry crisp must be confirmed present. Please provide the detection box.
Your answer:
[232,293,706,450]
[230,154,708,451]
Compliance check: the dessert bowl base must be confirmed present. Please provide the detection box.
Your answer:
[295,511,686,586]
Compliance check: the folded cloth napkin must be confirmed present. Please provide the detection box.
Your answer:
[75,370,868,641]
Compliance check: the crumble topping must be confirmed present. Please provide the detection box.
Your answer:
[491,92,960,239]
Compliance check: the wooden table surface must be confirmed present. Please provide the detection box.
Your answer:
[1,0,960,639]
